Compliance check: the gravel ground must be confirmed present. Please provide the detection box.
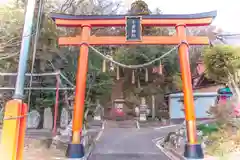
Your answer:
[24,138,66,160]
[0,124,101,160]
[0,130,67,160]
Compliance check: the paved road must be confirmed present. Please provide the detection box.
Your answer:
[0,121,180,160]
[89,121,179,160]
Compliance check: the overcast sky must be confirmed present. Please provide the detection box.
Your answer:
[123,0,240,33]
[1,0,239,33]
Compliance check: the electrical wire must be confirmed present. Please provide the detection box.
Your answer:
[0,87,74,90]
[0,72,59,76]
[27,0,45,110]
[59,72,75,87]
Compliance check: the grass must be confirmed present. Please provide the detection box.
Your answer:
[205,129,240,157]
[197,123,219,135]
[196,122,240,158]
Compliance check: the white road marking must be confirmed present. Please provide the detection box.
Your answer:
[95,120,105,141]
[84,120,106,159]
[136,120,140,129]
[153,136,180,160]
[154,125,178,130]
[152,137,164,143]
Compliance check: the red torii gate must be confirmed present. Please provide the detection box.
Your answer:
[50,11,217,159]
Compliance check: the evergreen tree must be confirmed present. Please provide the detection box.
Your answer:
[114,0,180,109]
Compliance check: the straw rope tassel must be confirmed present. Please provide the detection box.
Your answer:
[132,70,135,84]
[116,66,120,80]
[159,60,163,75]
[145,68,148,82]
[102,59,106,72]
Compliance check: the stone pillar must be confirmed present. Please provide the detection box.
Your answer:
[139,97,147,122]
[43,107,53,130]
[151,95,156,119]
[94,100,102,121]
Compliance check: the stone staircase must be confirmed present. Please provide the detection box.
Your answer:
[111,78,125,101]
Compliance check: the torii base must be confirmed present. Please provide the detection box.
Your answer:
[66,143,85,159]
[184,143,204,159]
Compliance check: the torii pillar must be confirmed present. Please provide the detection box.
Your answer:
[50,11,217,159]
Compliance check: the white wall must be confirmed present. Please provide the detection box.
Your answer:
[169,92,218,119]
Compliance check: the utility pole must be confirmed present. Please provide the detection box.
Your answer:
[0,0,37,160]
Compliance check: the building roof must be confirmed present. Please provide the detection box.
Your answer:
[164,84,220,96]
[214,33,240,46]
[50,11,217,21]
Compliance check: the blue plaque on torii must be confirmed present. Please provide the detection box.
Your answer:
[125,16,142,41]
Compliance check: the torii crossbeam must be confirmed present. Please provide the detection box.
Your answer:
[50,11,217,159]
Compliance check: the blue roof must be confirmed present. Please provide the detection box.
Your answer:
[169,92,217,98]
[218,87,231,93]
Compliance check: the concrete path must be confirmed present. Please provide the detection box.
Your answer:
[0,121,180,160]
[89,121,179,160]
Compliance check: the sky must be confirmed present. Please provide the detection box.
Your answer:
[123,0,240,33]
[1,0,239,33]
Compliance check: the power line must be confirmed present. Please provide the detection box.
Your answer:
[59,72,75,87]
[217,33,240,37]
[0,72,59,76]
[27,0,45,110]
[0,87,74,90]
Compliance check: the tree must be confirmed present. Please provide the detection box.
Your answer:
[112,0,180,111]
[203,45,240,83]
[0,0,120,126]
[187,25,223,73]
[48,0,119,106]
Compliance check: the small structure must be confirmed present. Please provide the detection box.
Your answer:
[167,92,217,124]
[166,60,223,123]
[112,98,126,120]
[216,33,240,46]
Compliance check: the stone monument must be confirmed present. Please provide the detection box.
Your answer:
[43,107,53,130]
[60,107,70,128]
[27,110,40,129]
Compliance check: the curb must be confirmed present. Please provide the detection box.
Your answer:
[157,137,186,160]
[158,137,214,160]
[85,120,105,160]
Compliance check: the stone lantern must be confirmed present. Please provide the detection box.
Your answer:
[139,97,148,122]
[94,99,104,121]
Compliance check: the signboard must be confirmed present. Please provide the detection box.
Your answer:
[126,16,142,41]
